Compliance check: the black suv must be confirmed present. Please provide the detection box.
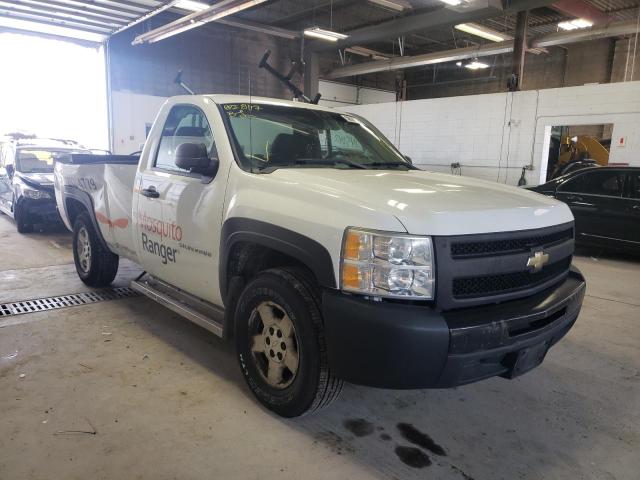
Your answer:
[0,138,89,233]
[528,167,640,253]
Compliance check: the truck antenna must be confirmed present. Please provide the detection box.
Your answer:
[258,50,321,104]
[174,70,195,95]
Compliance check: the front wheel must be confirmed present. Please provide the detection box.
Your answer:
[73,212,119,287]
[235,268,343,417]
[14,200,33,233]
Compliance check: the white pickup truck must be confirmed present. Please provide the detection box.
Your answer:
[54,94,586,417]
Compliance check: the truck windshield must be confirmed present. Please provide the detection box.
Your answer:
[16,149,86,173]
[221,103,412,172]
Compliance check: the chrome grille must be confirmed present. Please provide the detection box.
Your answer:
[452,258,571,298]
[434,222,575,310]
[450,227,574,259]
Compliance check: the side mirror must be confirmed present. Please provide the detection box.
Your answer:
[175,143,219,177]
[6,164,14,177]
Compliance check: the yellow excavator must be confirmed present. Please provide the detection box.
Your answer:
[548,135,610,180]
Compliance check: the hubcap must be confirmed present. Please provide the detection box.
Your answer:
[249,301,299,389]
[77,227,92,273]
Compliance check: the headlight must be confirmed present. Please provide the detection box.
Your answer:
[23,188,51,200]
[340,228,434,300]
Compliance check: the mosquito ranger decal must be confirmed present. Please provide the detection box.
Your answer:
[141,233,178,264]
[139,212,183,241]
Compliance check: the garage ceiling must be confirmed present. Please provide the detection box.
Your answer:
[0,0,170,41]
[0,0,637,51]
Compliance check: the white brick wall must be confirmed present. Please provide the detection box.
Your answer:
[339,81,640,186]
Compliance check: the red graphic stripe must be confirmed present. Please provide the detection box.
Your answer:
[96,211,129,229]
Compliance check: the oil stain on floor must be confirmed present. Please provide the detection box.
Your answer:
[342,418,450,471]
[343,418,375,437]
[396,422,447,456]
[394,446,432,468]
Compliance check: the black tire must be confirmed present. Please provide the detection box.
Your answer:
[73,212,119,287]
[14,200,33,234]
[235,267,343,417]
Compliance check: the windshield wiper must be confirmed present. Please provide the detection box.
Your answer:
[290,158,367,169]
[368,162,413,169]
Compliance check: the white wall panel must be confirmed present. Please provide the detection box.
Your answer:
[111,91,167,155]
[339,81,640,186]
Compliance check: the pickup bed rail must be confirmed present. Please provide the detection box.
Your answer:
[59,154,140,165]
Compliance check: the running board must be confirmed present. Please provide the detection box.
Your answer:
[131,276,225,337]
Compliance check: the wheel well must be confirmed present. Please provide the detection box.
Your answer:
[222,242,318,339]
[227,241,317,288]
[65,197,87,227]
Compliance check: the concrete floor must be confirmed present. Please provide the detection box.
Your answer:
[0,213,638,480]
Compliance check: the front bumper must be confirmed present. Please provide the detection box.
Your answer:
[21,197,61,223]
[322,266,586,389]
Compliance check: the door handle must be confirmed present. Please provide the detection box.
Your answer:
[141,186,160,198]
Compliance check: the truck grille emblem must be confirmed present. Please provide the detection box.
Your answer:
[526,251,549,273]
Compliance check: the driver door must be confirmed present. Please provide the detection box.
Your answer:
[557,169,627,244]
[135,101,227,306]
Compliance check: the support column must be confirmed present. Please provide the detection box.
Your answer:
[509,10,528,91]
[303,50,320,100]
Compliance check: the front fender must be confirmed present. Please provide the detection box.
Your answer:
[219,217,336,299]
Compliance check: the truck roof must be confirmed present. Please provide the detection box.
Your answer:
[15,138,87,150]
[182,94,338,113]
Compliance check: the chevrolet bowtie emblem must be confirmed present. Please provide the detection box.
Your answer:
[527,251,549,273]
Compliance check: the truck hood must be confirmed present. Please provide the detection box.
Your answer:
[17,172,55,188]
[270,168,573,236]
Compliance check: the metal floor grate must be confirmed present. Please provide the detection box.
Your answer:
[0,287,140,318]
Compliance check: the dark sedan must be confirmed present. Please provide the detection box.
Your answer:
[528,167,640,253]
[0,139,90,233]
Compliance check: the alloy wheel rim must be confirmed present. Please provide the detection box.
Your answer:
[77,227,92,273]
[249,301,299,389]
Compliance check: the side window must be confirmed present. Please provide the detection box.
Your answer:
[630,173,640,200]
[558,174,585,193]
[582,171,624,197]
[559,171,624,197]
[155,105,216,174]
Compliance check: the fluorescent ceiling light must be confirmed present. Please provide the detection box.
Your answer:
[439,0,462,6]
[558,18,593,30]
[133,0,267,44]
[367,0,411,11]
[346,46,389,61]
[455,23,510,42]
[303,27,348,42]
[173,0,209,11]
[465,60,489,70]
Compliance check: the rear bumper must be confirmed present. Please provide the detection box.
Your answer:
[322,266,585,389]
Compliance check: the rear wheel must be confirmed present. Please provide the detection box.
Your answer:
[235,267,343,417]
[14,200,33,234]
[73,212,119,287]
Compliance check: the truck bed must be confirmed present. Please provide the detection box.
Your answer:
[60,154,140,165]
[54,154,139,262]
